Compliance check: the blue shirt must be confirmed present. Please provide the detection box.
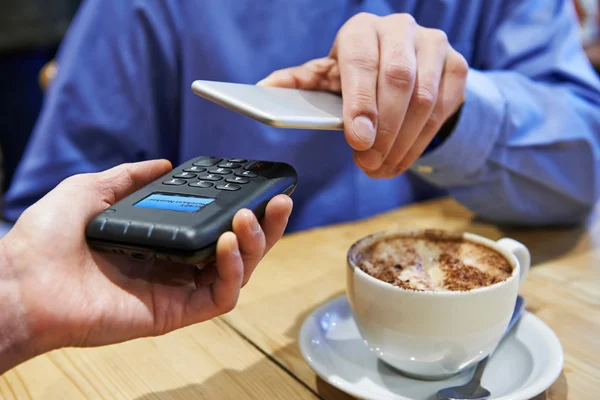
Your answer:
[5,0,600,232]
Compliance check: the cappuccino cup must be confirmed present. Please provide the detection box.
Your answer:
[346,229,530,380]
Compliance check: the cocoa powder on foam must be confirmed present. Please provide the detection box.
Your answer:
[355,230,513,292]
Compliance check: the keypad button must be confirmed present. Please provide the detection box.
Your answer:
[228,158,247,163]
[189,181,213,188]
[208,167,233,175]
[198,174,223,181]
[163,178,187,186]
[218,162,242,169]
[173,172,196,179]
[216,183,241,191]
[235,170,258,178]
[226,176,250,184]
[193,157,222,167]
[244,161,274,171]
[183,166,206,173]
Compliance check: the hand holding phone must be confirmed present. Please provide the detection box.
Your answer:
[191,80,343,130]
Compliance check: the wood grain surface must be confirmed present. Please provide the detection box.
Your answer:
[3,198,598,399]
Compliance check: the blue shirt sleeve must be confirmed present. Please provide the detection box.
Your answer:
[2,0,179,222]
[411,0,600,226]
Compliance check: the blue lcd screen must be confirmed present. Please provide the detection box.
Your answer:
[134,193,215,213]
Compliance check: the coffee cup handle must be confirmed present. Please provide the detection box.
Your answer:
[496,238,530,287]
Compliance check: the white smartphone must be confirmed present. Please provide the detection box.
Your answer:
[191,80,343,130]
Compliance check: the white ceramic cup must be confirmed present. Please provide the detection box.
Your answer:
[346,230,530,380]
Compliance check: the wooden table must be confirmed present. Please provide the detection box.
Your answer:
[2,198,598,399]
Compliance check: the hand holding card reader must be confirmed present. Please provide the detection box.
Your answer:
[85,157,297,264]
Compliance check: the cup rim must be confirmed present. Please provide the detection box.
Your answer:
[347,229,519,296]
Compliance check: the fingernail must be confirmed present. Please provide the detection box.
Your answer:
[352,116,376,145]
[230,235,241,256]
[248,212,260,233]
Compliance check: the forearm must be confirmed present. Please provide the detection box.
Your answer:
[411,69,600,225]
[0,239,37,375]
[0,290,27,375]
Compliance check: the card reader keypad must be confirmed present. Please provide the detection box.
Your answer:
[163,178,187,186]
[226,176,249,184]
[216,183,241,191]
[183,166,206,173]
[173,172,196,179]
[235,170,257,178]
[208,167,233,175]
[164,157,267,192]
[189,181,213,188]
[198,173,223,181]
[218,162,242,169]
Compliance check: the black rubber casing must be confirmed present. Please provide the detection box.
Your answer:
[85,156,298,264]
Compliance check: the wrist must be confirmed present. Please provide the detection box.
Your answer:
[424,103,464,154]
[0,235,41,374]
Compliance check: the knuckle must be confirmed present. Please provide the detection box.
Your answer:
[60,173,98,196]
[413,86,437,109]
[351,12,378,24]
[383,62,415,89]
[117,165,136,188]
[440,101,457,123]
[395,13,417,27]
[448,52,469,79]
[348,87,378,115]
[427,111,442,128]
[342,12,377,36]
[373,128,398,150]
[347,52,379,73]
[377,124,398,139]
[105,168,132,197]
[88,165,134,204]
[61,173,87,187]
[424,112,443,132]
[93,179,114,201]
[426,28,448,45]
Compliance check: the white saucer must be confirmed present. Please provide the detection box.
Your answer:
[299,296,563,400]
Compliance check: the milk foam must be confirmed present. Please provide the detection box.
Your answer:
[356,233,513,292]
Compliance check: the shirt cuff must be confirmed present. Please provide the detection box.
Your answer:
[410,69,507,187]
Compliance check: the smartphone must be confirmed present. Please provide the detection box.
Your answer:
[191,80,343,130]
